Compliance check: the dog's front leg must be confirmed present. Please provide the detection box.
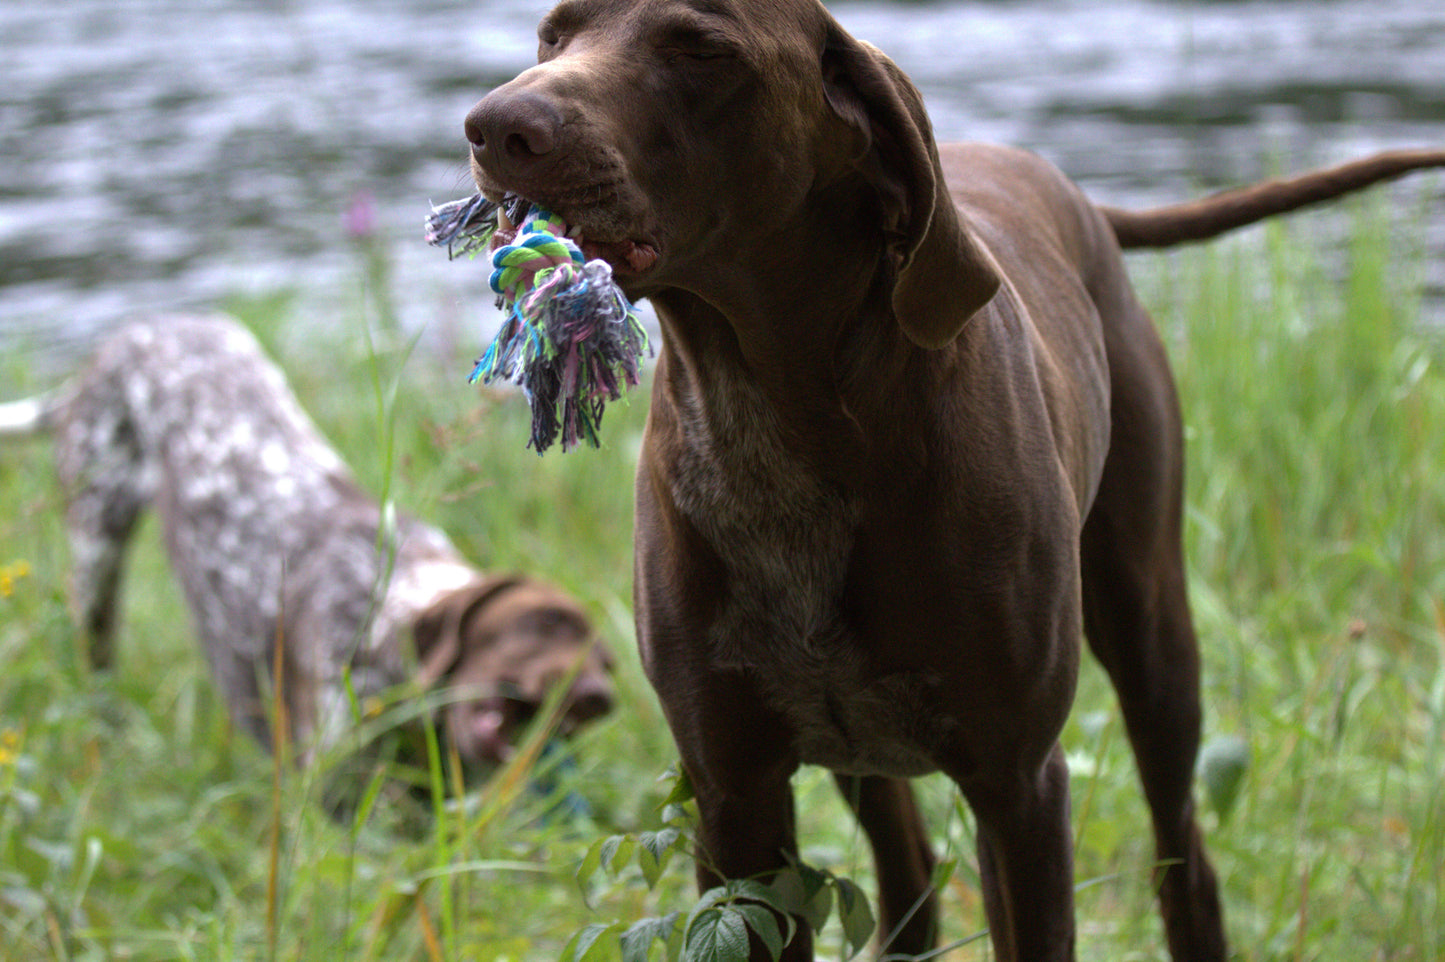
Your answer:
[955,742,1077,962]
[55,406,151,671]
[656,666,811,962]
[635,463,815,959]
[635,587,809,954]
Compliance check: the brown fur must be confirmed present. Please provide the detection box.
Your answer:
[459,1,1444,958]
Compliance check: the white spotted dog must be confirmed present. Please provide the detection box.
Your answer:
[1,314,613,780]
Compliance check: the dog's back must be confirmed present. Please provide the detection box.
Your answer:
[35,316,368,718]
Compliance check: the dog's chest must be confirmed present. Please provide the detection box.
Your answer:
[665,377,943,777]
[669,373,855,647]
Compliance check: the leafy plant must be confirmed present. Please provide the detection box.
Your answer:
[562,770,875,962]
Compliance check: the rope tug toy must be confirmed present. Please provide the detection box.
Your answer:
[425,193,650,454]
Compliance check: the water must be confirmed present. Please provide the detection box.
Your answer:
[3,0,1444,374]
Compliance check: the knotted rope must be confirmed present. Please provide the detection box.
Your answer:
[426,194,650,453]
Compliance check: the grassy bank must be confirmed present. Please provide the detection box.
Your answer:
[2,202,1442,961]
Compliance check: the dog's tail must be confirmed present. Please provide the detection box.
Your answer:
[0,392,63,439]
[1103,148,1445,250]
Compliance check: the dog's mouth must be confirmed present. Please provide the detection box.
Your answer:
[488,195,660,278]
[467,694,536,764]
[456,676,613,766]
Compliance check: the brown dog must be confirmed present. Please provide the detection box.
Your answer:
[2,316,613,785]
[458,1,1445,958]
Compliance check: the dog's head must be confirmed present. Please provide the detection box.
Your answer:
[462,0,997,348]
[410,576,614,767]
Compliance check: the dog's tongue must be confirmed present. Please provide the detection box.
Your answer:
[582,238,659,274]
[473,708,514,763]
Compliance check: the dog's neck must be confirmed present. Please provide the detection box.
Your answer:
[645,183,931,479]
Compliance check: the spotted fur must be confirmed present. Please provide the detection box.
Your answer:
[12,315,611,770]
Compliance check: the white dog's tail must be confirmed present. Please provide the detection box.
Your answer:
[0,393,59,438]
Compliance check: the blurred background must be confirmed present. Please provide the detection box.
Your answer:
[3,0,1444,372]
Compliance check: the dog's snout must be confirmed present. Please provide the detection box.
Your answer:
[464,91,563,179]
[566,674,614,724]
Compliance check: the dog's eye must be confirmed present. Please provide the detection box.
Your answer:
[657,27,734,65]
[522,609,582,636]
[662,46,732,68]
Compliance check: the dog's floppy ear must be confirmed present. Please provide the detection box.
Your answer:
[821,24,1000,349]
[411,576,523,687]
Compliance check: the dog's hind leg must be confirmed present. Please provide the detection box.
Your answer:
[833,773,938,957]
[1079,308,1226,962]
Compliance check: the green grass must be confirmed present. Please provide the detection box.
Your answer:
[2,201,1443,961]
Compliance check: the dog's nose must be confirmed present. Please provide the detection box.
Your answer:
[566,673,614,724]
[464,91,563,180]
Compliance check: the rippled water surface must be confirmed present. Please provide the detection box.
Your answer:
[3,0,1443,370]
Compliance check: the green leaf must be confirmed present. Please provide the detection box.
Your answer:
[601,834,637,876]
[659,766,696,808]
[725,878,787,910]
[733,904,786,962]
[620,913,682,962]
[663,909,687,960]
[768,865,832,933]
[683,908,750,962]
[726,878,796,947]
[1198,735,1250,823]
[660,802,695,826]
[833,877,876,959]
[683,884,734,938]
[577,836,608,894]
[682,877,799,961]
[637,828,680,888]
[561,921,621,962]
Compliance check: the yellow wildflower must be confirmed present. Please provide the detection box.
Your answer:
[0,727,20,767]
[0,560,32,598]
